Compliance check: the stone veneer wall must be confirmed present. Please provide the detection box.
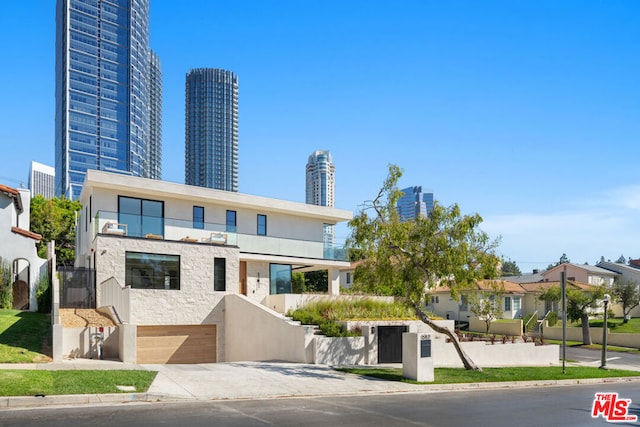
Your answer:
[95,236,240,361]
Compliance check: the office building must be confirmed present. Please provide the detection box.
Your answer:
[305,150,335,207]
[29,161,55,199]
[185,68,239,191]
[55,0,160,199]
[397,186,434,221]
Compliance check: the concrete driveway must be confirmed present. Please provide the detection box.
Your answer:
[143,361,418,400]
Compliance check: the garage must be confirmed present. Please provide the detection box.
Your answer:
[137,325,217,364]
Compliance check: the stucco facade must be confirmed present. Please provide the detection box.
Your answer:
[0,184,47,311]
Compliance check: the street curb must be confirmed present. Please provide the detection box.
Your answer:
[2,377,640,409]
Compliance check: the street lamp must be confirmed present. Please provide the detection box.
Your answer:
[599,294,610,370]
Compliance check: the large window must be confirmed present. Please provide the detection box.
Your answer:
[193,206,204,229]
[504,296,511,311]
[118,196,164,237]
[126,252,180,290]
[257,214,267,236]
[214,258,226,291]
[226,210,237,232]
[270,264,291,294]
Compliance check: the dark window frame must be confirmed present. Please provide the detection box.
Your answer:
[125,251,180,290]
[257,214,267,236]
[193,206,204,229]
[226,210,237,232]
[214,257,226,291]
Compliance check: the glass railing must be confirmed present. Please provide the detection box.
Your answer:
[94,210,347,261]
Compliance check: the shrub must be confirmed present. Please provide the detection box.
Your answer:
[523,313,537,332]
[546,312,558,327]
[0,257,12,309]
[35,274,51,313]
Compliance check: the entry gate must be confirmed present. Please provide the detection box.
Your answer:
[377,325,408,363]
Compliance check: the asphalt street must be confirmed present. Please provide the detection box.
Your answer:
[1,382,638,427]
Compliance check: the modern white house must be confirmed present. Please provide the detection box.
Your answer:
[70,170,353,364]
[0,184,47,311]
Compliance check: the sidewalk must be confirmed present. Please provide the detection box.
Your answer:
[1,359,640,409]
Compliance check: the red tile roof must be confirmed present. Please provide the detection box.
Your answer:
[0,184,19,196]
[11,227,42,242]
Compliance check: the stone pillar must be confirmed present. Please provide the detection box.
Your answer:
[402,332,434,382]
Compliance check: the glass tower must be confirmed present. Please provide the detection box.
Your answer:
[55,0,159,199]
[305,150,335,207]
[397,186,434,221]
[185,68,239,192]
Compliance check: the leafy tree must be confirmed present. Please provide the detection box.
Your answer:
[500,258,521,276]
[615,254,626,264]
[547,253,570,271]
[292,272,306,293]
[468,281,504,333]
[347,165,501,371]
[538,284,605,344]
[611,279,640,323]
[304,270,328,293]
[30,195,82,266]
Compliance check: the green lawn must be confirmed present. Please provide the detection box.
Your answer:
[587,318,640,333]
[0,310,51,362]
[0,370,157,396]
[338,366,640,385]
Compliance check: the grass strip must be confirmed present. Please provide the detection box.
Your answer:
[337,366,640,385]
[0,370,157,396]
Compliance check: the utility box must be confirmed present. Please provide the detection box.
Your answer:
[402,332,434,382]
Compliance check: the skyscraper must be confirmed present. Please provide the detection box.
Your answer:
[306,150,336,250]
[55,0,160,199]
[148,50,162,180]
[185,68,239,191]
[29,161,55,199]
[397,186,434,221]
[305,150,335,207]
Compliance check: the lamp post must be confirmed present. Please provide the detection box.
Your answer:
[599,294,610,370]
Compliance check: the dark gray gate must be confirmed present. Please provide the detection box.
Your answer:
[58,267,96,308]
[377,325,407,363]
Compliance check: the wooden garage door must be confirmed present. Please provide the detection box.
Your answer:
[137,325,216,364]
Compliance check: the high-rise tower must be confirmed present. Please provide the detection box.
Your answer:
[148,50,162,180]
[397,186,434,221]
[306,150,336,250]
[185,68,239,191]
[55,0,160,199]
[305,150,335,207]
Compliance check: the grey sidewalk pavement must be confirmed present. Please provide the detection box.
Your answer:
[1,359,640,409]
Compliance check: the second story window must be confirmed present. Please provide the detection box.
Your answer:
[257,214,267,236]
[193,206,204,229]
[118,196,164,238]
[226,210,236,233]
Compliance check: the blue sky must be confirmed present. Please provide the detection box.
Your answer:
[1,1,639,272]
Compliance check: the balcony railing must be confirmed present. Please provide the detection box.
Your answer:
[94,211,347,261]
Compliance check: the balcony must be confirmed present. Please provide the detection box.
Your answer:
[94,211,347,261]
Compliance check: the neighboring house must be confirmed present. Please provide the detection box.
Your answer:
[0,184,47,311]
[596,261,640,318]
[72,170,352,363]
[426,280,525,322]
[542,263,619,287]
[338,260,365,290]
[520,280,594,320]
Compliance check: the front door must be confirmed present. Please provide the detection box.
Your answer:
[239,261,247,295]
